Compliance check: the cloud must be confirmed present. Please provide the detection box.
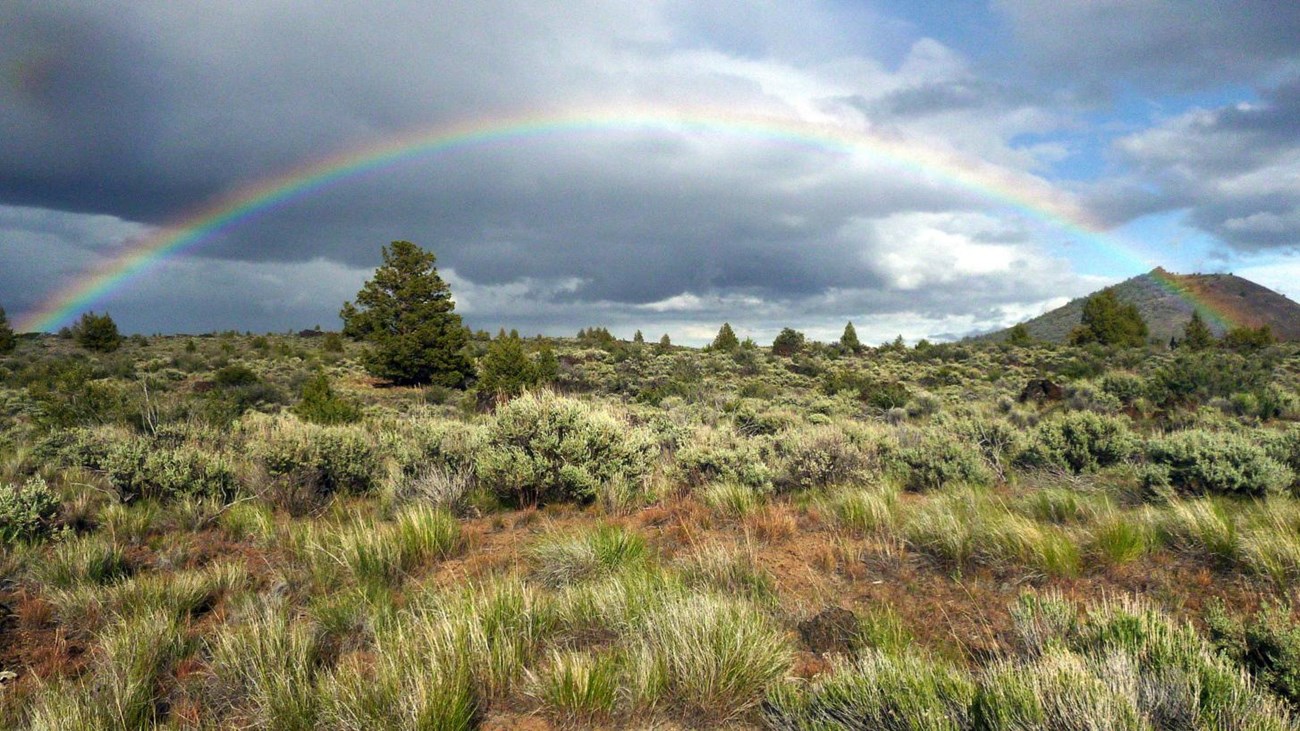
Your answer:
[992,0,1300,93]
[1087,78,1300,250]
[0,1,1136,337]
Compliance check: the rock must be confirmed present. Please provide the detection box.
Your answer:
[1019,378,1064,403]
[798,606,859,654]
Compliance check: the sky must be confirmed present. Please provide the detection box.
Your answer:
[2,1,1299,344]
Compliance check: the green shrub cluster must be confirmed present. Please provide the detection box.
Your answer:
[892,429,991,491]
[0,476,59,543]
[1017,411,1138,473]
[475,392,658,506]
[1207,600,1300,709]
[674,426,773,490]
[1144,430,1294,497]
[249,417,379,499]
[104,437,237,502]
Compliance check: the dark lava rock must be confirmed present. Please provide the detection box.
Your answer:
[1019,378,1064,403]
[798,606,859,655]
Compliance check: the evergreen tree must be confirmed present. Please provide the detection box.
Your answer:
[73,311,123,353]
[771,327,806,357]
[0,307,15,355]
[339,241,473,387]
[478,329,537,397]
[1006,322,1032,347]
[1182,311,1215,351]
[711,322,740,352]
[1068,290,1148,347]
[656,333,672,354]
[533,341,560,384]
[633,329,645,344]
[839,321,862,353]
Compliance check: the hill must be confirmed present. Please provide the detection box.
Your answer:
[991,267,1300,344]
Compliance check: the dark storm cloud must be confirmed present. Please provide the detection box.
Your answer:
[0,1,1134,336]
[993,0,1300,93]
[1088,77,1300,250]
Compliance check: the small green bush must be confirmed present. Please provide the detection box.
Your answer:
[104,439,237,503]
[1145,430,1293,497]
[1207,600,1300,709]
[292,372,361,425]
[475,392,658,506]
[1017,411,1138,474]
[892,429,991,491]
[675,426,773,490]
[775,424,871,492]
[0,476,59,543]
[250,417,379,499]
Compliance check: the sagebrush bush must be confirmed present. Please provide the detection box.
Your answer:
[891,428,991,491]
[475,392,658,506]
[1017,410,1139,474]
[1145,429,1294,497]
[674,425,773,490]
[0,475,59,543]
[1207,599,1300,709]
[247,415,379,501]
[104,438,237,503]
[774,423,873,491]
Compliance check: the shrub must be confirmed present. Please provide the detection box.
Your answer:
[475,392,658,506]
[1017,411,1138,474]
[104,438,237,503]
[249,417,380,500]
[0,476,59,543]
[892,429,991,491]
[775,424,871,492]
[292,371,361,425]
[1207,600,1300,709]
[1145,430,1293,497]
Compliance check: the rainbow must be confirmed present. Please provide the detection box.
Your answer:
[16,106,1156,333]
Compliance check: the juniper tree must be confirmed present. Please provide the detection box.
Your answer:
[1069,289,1148,347]
[711,323,740,352]
[772,327,805,357]
[1182,311,1214,351]
[0,307,14,355]
[478,329,538,398]
[839,321,861,353]
[339,241,473,387]
[73,311,123,353]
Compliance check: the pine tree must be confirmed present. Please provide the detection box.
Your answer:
[0,307,15,355]
[633,329,645,344]
[1181,311,1214,351]
[656,333,672,354]
[339,241,473,387]
[711,323,740,352]
[839,321,861,353]
[73,311,123,353]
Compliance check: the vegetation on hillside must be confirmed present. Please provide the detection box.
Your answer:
[2,302,1300,728]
